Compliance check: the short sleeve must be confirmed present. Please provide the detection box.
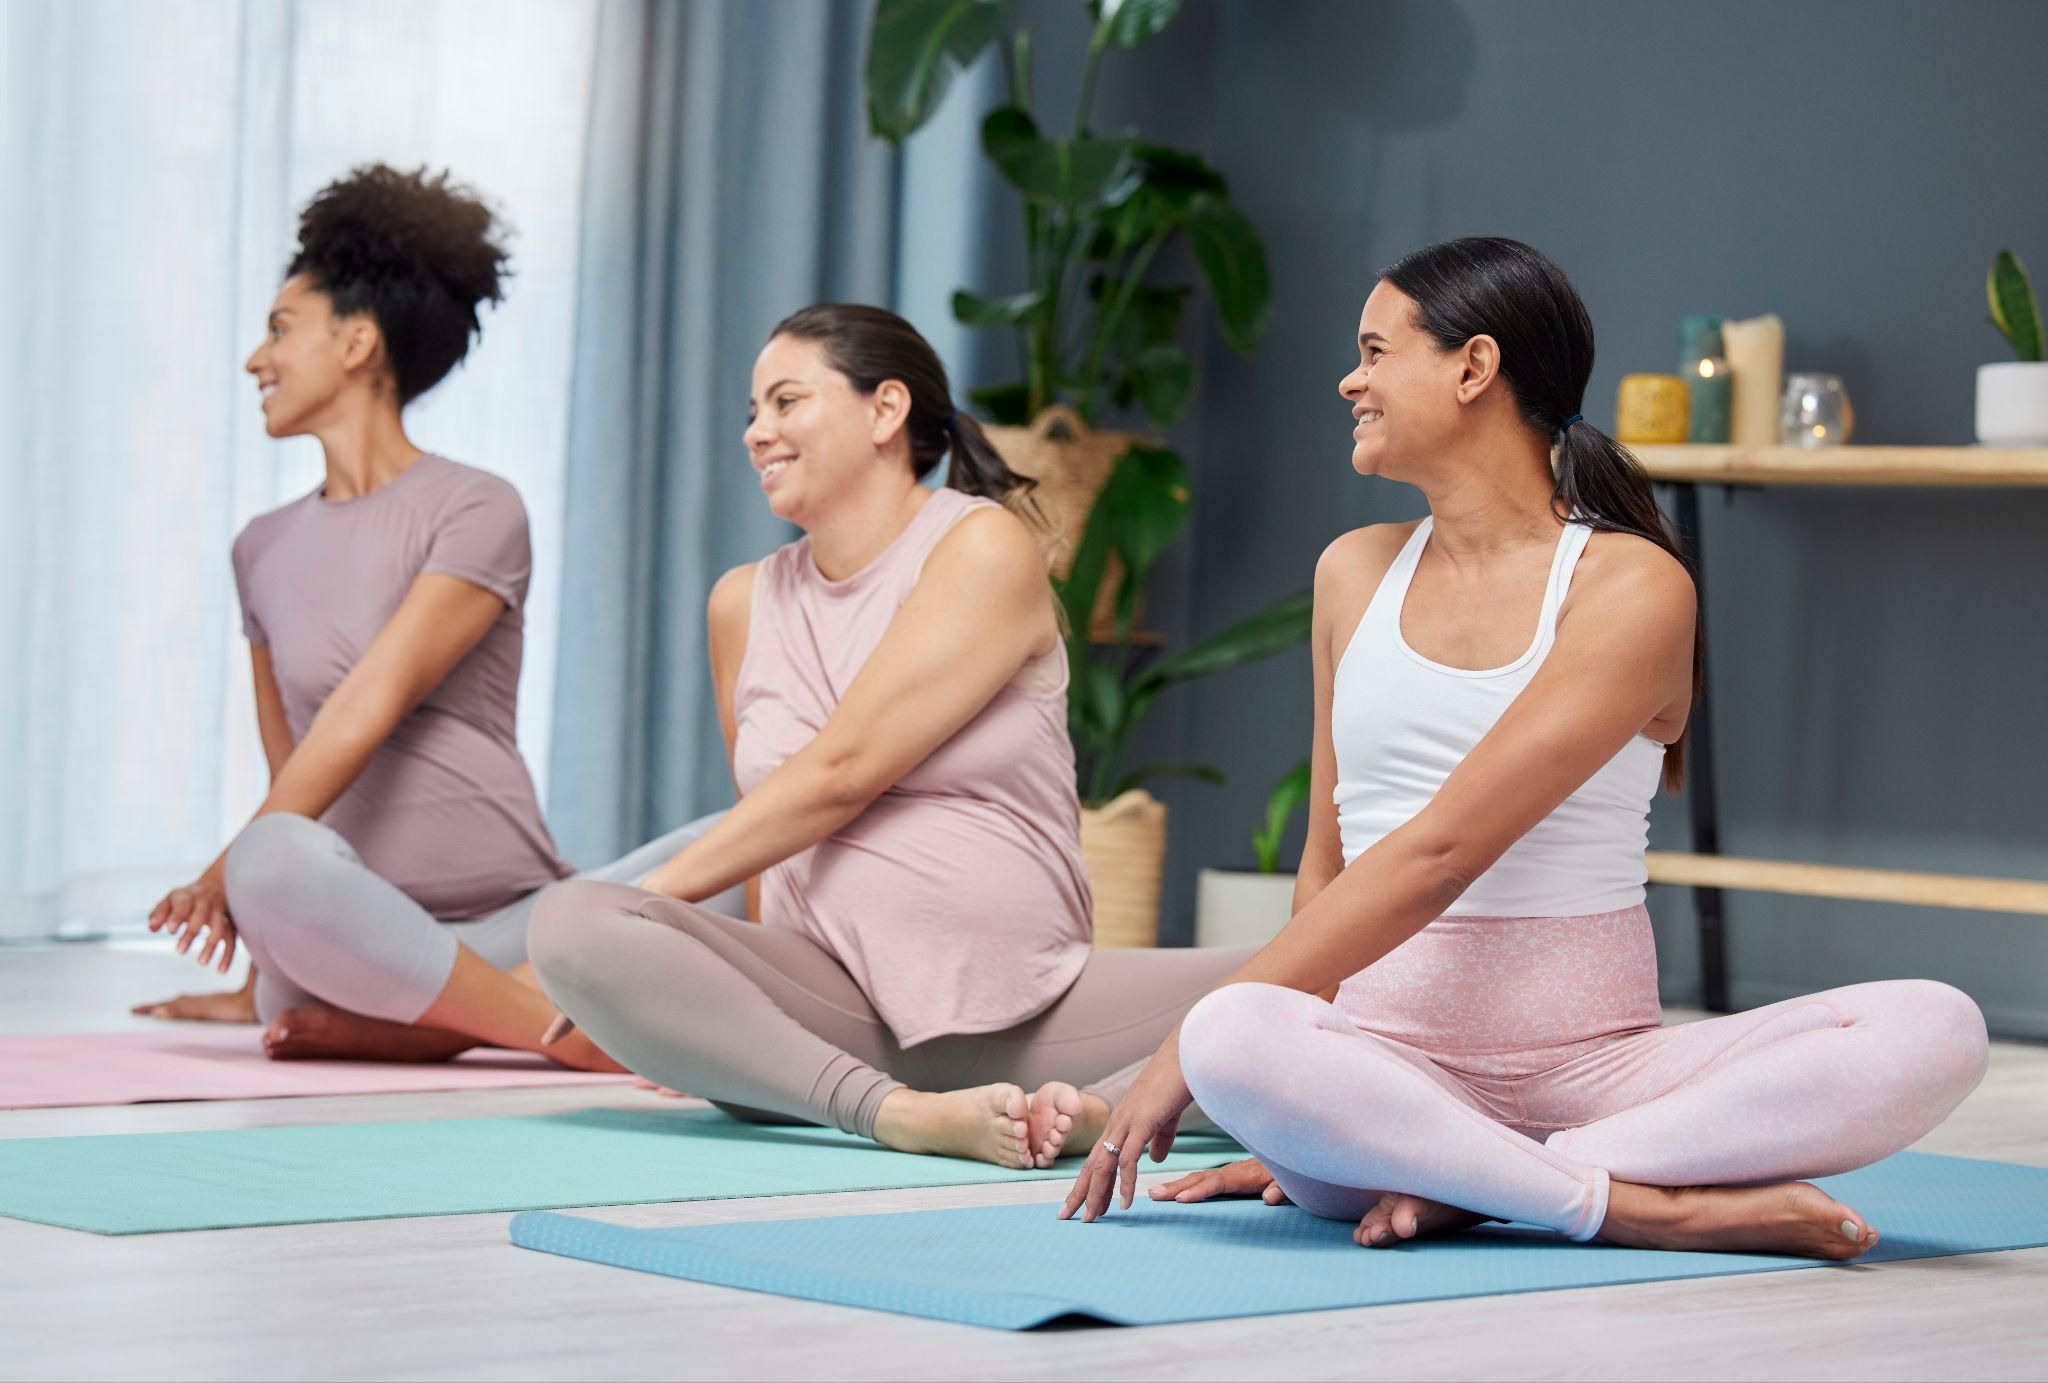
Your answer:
[422,473,531,611]
[230,524,268,647]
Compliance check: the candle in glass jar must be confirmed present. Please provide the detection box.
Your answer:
[1722,313,1784,447]
[1677,315,1732,443]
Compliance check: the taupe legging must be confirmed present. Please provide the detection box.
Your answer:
[528,881,1256,1140]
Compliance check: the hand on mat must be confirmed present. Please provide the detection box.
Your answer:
[131,984,258,1024]
[147,868,238,973]
[1150,1158,1289,1206]
[1058,1033,1191,1223]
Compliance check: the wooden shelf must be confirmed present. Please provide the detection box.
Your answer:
[1630,444,2048,487]
[1646,851,2048,916]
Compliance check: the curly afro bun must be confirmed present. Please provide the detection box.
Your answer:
[287,163,511,405]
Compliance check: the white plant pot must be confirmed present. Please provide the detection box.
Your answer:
[1194,869,1297,949]
[1975,362,2048,446]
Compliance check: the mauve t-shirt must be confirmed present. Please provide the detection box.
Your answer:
[231,454,572,919]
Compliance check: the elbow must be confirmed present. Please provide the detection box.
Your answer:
[1400,831,1481,916]
[809,749,886,817]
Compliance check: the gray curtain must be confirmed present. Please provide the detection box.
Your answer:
[548,0,981,866]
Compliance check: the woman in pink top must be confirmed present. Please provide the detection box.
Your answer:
[531,306,1256,1167]
[137,165,735,1069]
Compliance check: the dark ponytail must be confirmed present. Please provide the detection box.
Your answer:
[769,303,1039,509]
[1380,237,1700,791]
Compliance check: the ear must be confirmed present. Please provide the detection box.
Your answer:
[337,314,386,381]
[1456,334,1503,404]
[870,377,913,449]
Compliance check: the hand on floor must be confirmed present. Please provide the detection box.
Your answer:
[130,987,259,1024]
[1150,1157,1289,1205]
[633,1075,691,1099]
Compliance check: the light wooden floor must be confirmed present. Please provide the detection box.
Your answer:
[4,942,2046,1382]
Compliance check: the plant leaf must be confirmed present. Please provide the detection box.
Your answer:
[1109,760,1226,800]
[1097,444,1191,595]
[982,107,1137,207]
[866,0,1010,143]
[1187,194,1273,354]
[1989,248,2044,362]
[1251,760,1312,873]
[1130,342,1194,426]
[1128,589,1312,723]
[968,382,1033,426]
[952,289,1046,326]
[1088,0,1183,48]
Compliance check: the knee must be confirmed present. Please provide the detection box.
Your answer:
[528,880,635,998]
[223,813,341,931]
[1899,980,1990,1096]
[1180,982,1296,1115]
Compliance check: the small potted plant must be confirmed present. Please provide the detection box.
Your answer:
[1194,761,1309,948]
[1977,249,2048,445]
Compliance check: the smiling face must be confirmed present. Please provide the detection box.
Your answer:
[1336,280,1482,483]
[243,274,377,438]
[743,333,911,528]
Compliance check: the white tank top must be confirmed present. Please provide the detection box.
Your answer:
[1332,516,1665,917]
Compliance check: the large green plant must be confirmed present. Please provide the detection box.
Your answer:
[866,0,1270,429]
[866,0,1307,807]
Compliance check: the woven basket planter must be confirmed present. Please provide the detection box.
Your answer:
[1080,788,1167,948]
[982,405,1142,640]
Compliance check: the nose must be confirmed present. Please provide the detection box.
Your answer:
[743,413,772,455]
[245,343,263,375]
[1338,366,1365,401]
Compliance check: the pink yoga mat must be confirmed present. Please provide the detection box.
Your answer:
[0,1029,633,1109]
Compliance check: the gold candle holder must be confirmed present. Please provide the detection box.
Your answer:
[1614,373,1691,444]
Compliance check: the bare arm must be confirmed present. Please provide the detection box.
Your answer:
[250,645,294,782]
[643,507,1057,902]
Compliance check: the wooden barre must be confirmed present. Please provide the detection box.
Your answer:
[1630,444,2048,487]
[1646,851,2048,916]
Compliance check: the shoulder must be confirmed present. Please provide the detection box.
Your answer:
[419,457,527,526]
[707,561,759,631]
[231,496,309,570]
[1562,528,1696,641]
[1315,519,1420,599]
[924,498,1046,594]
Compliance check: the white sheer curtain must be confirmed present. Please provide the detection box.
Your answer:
[0,0,599,939]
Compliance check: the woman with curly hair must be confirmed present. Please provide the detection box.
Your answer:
[134,164,731,1067]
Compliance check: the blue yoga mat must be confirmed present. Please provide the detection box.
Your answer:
[511,1151,2048,1329]
[0,1108,1242,1235]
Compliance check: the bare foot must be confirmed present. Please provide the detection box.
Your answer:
[132,988,258,1024]
[1354,1191,1489,1248]
[633,1075,692,1099]
[873,1084,1033,1169]
[1025,1081,1110,1168]
[261,1003,480,1063]
[1601,1179,1881,1260]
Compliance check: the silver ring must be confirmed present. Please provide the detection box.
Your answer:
[1100,1140,1121,1157]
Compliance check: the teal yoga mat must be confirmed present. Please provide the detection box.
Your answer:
[0,1108,1243,1235]
[511,1151,2048,1330]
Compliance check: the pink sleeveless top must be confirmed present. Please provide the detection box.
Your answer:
[731,488,1093,1045]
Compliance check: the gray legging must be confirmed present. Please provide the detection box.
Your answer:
[528,881,1258,1140]
[223,811,742,1026]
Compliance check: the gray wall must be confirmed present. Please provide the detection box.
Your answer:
[979,1,2048,1035]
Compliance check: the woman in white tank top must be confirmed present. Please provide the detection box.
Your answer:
[1062,238,1987,1263]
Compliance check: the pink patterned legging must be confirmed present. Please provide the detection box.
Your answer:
[1178,906,1989,1240]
